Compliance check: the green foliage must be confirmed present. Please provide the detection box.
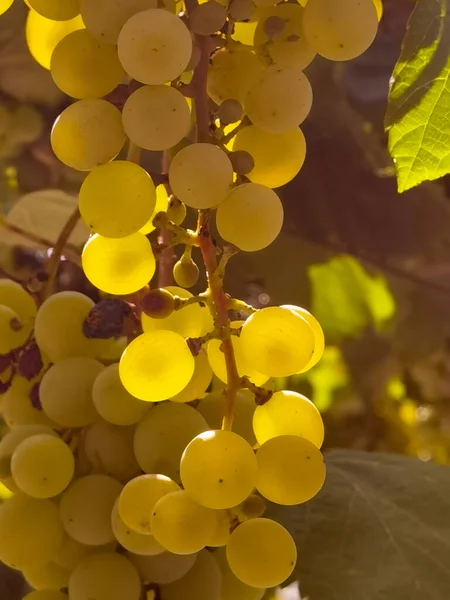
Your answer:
[386,0,450,192]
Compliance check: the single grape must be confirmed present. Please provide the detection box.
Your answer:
[189,1,227,35]
[0,0,13,16]
[208,509,232,547]
[226,518,296,587]
[217,98,243,125]
[141,288,176,319]
[231,493,267,521]
[373,0,383,20]
[228,0,255,21]
[27,0,80,20]
[111,499,165,556]
[23,561,70,591]
[173,256,200,289]
[263,15,285,39]
[215,546,265,600]
[0,277,37,334]
[2,376,56,428]
[128,550,197,584]
[140,184,170,234]
[160,549,221,600]
[282,304,325,371]
[229,150,254,175]
[166,197,187,226]
[0,304,27,354]
[170,349,212,403]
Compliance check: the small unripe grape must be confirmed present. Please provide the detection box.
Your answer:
[173,258,199,289]
[218,99,243,125]
[232,493,267,521]
[189,1,227,35]
[229,150,255,175]
[264,15,285,39]
[229,0,255,21]
[141,289,176,319]
[167,197,187,226]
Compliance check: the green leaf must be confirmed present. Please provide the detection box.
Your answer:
[386,0,450,192]
[308,256,395,341]
[271,451,450,600]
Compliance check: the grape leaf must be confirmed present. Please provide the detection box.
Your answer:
[386,0,450,192]
[271,451,450,600]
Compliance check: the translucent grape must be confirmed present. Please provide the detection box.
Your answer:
[0,278,36,335]
[169,143,233,209]
[123,85,191,151]
[303,0,378,61]
[373,0,383,20]
[140,184,170,235]
[2,376,56,428]
[151,490,217,554]
[51,99,125,171]
[208,509,231,547]
[216,183,283,252]
[141,288,175,320]
[0,304,28,354]
[181,430,257,509]
[229,150,254,175]
[215,547,265,600]
[0,0,13,16]
[229,0,255,21]
[54,535,90,570]
[82,233,156,295]
[0,495,64,569]
[60,475,123,545]
[93,363,149,426]
[40,357,104,427]
[118,9,192,84]
[51,29,124,98]
[23,561,70,591]
[160,549,221,600]
[27,0,80,20]
[217,98,243,125]
[166,197,187,225]
[253,389,324,447]
[111,499,165,556]
[282,304,325,371]
[227,518,296,587]
[170,349,212,403]
[119,330,195,402]
[231,493,266,522]
[23,592,68,600]
[189,1,227,35]
[134,402,208,481]
[239,306,315,377]
[128,550,197,584]
[69,552,141,600]
[173,256,199,288]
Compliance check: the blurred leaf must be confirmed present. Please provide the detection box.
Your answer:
[308,255,395,341]
[386,0,450,192]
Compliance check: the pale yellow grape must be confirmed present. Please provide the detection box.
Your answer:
[282,304,325,371]
[98,336,128,363]
[0,495,63,569]
[160,549,221,600]
[26,10,84,71]
[40,357,103,427]
[215,547,265,600]
[229,0,256,21]
[118,9,192,85]
[303,0,378,61]
[60,475,122,545]
[11,434,74,498]
[256,434,325,505]
[112,499,165,555]
[83,421,140,481]
[0,304,27,353]
[27,0,80,20]
[69,552,141,600]
[151,490,217,554]
[171,349,212,403]
[229,126,306,188]
[81,0,158,44]
[189,1,227,35]
[35,291,111,362]
[253,389,324,447]
[239,306,315,377]
[169,143,233,209]
[142,286,213,338]
[2,376,56,428]
[129,550,197,584]
[230,493,266,522]
[23,562,70,591]
[82,233,155,295]
[373,0,383,21]
[54,535,90,570]
[93,363,149,425]
[140,184,170,234]
[227,518,296,587]
[208,509,231,547]
[120,330,195,402]
[123,85,191,151]
[0,0,13,15]
[207,46,264,105]
[197,390,257,446]
[181,430,257,509]
[216,183,283,252]
[51,100,125,171]
[0,278,36,335]
[134,402,208,481]
[23,592,68,600]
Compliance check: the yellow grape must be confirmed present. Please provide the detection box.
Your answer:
[239,306,315,377]
[140,184,170,235]
[93,363,149,426]
[228,125,306,188]
[190,1,227,34]
[253,389,324,447]
[256,434,325,505]
[83,421,140,481]
[373,0,383,21]
[215,546,265,600]
[151,490,217,554]
[134,402,208,481]
[26,10,84,70]
[123,85,191,151]
[54,534,90,570]
[208,509,231,547]
[23,592,68,600]
[118,474,180,535]
[51,99,126,171]
[231,493,266,522]
[35,291,111,363]
[40,357,104,427]
[11,433,74,498]
[160,549,221,600]
[245,66,312,133]
[111,499,165,556]
[51,29,124,98]
[2,376,56,428]
[282,304,325,371]
[228,0,256,21]
[0,0,13,15]
[69,552,141,600]
[169,143,233,209]
[0,495,64,569]
[171,349,213,403]
[23,561,70,591]
[0,304,28,354]
[128,550,197,584]
[118,9,192,84]
[303,0,378,61]
[0,278,36,335]
[27,0,80,20]
[216,183,283,252]
[181,430,257,509]
[142,286,213,339]
[82,233,155,295]
[60,475,123,546]
[226,518,296,587]
[119,330,195,402]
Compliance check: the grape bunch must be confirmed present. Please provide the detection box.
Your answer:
[0,0,381,598]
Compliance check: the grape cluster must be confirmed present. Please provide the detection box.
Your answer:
[0,0,381,598]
